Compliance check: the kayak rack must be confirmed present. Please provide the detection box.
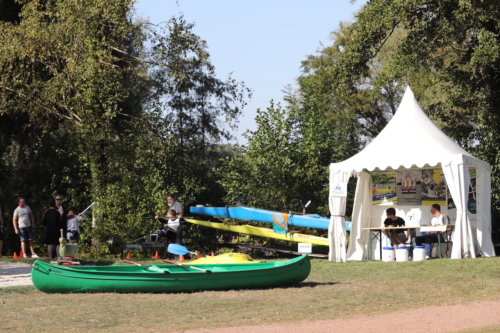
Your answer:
[219,243,328,259]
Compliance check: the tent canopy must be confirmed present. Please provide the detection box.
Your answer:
[331,87,489,173]
[328,86,494,262]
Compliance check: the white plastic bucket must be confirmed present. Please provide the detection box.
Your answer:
[413,246,426,261]
[395,246,409,262]
[382,247,395,262]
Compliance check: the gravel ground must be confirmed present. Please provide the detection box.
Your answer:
[0,262,33,287]
[1,262,499,332]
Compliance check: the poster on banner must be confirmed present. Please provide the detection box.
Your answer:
[396,170,422,205]
[330,183,347,197]
[421,169,447,206]
[371,172,397,205]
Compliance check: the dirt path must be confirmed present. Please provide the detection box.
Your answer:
[184,300,500,333]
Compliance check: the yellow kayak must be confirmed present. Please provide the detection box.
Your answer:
[188,252,264,264]
[185,218,328,246]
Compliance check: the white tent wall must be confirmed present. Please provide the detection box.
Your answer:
[328,169,351,262]
[328,86,496,262]
[442,156,475,258]
[343,171,371,261]
[332,163,496,261]
[477,167,495,256]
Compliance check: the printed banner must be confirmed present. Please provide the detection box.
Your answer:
[371,172,397,205]
[421,169,447,206]
[396,170,422,205]
[330,183,348,197]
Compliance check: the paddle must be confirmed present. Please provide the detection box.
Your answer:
[142,216,192,220]
[167,243,198,256]
[121,259,170,274]
[81,202,96,215]
[162,260,212,273]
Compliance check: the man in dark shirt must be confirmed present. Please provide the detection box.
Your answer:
[383,207,410,247]
[42,197,64,259]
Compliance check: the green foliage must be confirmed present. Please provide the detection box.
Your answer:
[0,2,250,256]
[219,100,359,218]
[329,0,500,241]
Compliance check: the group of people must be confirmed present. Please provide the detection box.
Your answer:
[1,195,86,259]
[0,193,184,258]
[383,204,452,260]
[154,194,184,243]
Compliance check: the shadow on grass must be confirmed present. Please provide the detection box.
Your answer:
[299,281,344,287]
[0,281,342,296]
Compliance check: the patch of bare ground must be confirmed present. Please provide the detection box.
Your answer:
[184,300,500,333]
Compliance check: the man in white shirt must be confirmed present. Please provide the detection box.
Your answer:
[415,203,451,259]
[167,194,184,218]
[13,197,39,258]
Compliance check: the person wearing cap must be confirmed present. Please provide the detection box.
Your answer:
[383,207,411,247]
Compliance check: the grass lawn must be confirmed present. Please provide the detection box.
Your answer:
[1,256,500,332]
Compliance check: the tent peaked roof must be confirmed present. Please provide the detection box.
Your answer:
[331,86,487,173]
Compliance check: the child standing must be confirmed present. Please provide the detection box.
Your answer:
[66,209,85,241]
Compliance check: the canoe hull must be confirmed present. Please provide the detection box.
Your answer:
[190,206,330,229]
[31,255,310,293]
[185,218,328,246]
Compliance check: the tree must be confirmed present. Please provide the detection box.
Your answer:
[0,2,251,255]
[219,99,359,217]
[326,0,500,239]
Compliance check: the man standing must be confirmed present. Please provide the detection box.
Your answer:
[167,194,184,218]
[42,197,64,259]
[0,187,4,258]
[0,203,4,258]
[415,203,451,259]
[13,197,39,258]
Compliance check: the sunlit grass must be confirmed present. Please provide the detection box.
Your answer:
[1,257,500,332]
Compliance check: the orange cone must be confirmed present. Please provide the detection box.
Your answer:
[179,255,185,261]
[19,250,24,258]
[13,252,18,259]
[126,252,131,259]
[154,251,160,259]
[211,252,215,257]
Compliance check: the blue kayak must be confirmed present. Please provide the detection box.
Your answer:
[190,206,337,230]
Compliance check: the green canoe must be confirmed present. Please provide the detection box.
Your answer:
[31,255,311,293]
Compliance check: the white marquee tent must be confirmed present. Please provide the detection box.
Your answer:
[328,86,496,262]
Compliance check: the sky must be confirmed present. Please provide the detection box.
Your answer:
[133,0,367,145]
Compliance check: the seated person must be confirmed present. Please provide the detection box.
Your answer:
[155,209,182,243]
[415,203,451,259]
[383,207,410,247]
